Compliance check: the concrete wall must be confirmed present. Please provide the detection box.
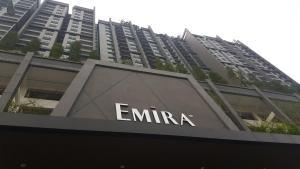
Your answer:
[2,51,300,130]
[69,66,231,130]
[0,62,18,88]
[98,23,110,61]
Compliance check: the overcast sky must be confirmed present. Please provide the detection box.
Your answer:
[52,0,300,83]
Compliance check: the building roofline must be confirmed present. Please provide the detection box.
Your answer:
[47,0,69,6]
[73,5,94,12]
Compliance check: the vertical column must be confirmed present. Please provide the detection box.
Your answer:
[45,15,54,28]
[109,19,121,63]
[206,79,249,131]
[51,59,96,117]
[187,76,239,131]
[166,36,193,73]
[98,23,107,60]
[92,7,96,51]
[148,26,169,62]
[129,22,150,68]
[178,40,200,67]
[66,19,72,33]
[252,85,294,123]
[0,52,33,112]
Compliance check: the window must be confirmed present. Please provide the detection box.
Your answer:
[69,36,76,40]
[71,28,77,32]
[52,17,59,21]
[131,53,141,59]
[42,36,51,40]
[108,51,115,56]
[41,41,49,46]
[49,24,56,28]
[72,25,79,29]
[45,31,53,36]
[107,48,114,53]
[107,41,113,45]
[51,21,58,24]
[72,21,79,25]
[108,54,115,58]
[25,89,64,101]
[134,60,142,64]
[129,47,138,52]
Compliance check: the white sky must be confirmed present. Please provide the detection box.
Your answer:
[50,0,300,83]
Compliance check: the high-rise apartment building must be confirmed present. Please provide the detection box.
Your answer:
[171,36,209,72]
[97,19,120,63]
[0,0,39,40]
[1,1,300,168]
[135,26,165,68]
[98,20,148,67]
[155,34,186,66]
[183,29,296,86]
[98,20,190,71]
[62,6,96,58]
[16,0,95,58]
[4,0,295,88]
[97,20,298,87]
[17,0,69,57]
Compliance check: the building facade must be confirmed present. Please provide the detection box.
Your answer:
[0,0,39,40]
[1,1,300,168]
[62,6,96,58]
[98,20,192,71]
[16,0,96,58]
[171,36,209,72]
[1,0,298,88]
[183,29,296,86]
[0,51,300,169]
[17,0,69,56]
[2,0,297,89]
[98,20,146,67]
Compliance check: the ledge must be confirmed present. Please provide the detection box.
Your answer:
[0,112,299,145]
